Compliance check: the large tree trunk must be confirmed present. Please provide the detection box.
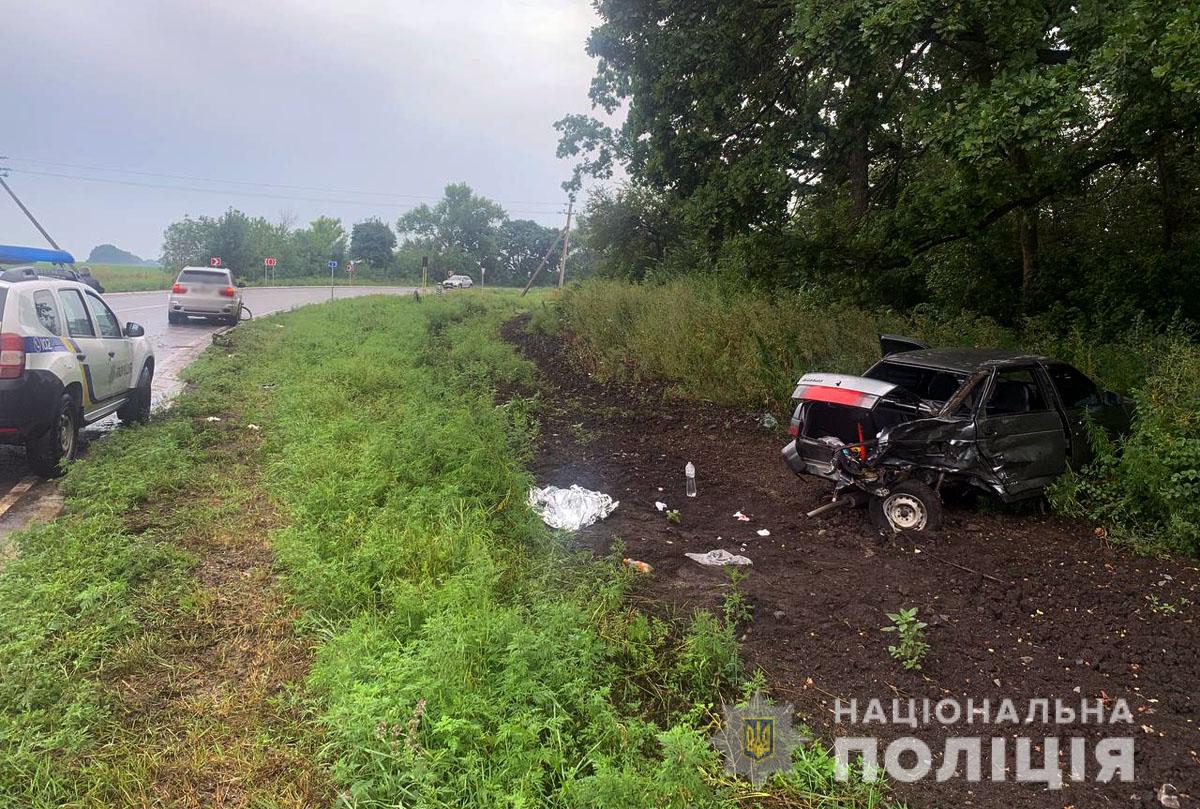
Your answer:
[1019,206,1039,304]
[1157,139,1177,250]
[844,76,873,217]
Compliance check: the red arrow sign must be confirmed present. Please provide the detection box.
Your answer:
[264,257,277,267]
[210,257,221,267]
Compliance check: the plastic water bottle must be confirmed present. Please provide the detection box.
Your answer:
[685,462,697,497]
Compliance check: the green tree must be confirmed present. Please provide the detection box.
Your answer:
[292,216,347,276]
[350,218,397,269]
[398,183,507,279]
[160,215,216,271]
[497,219,561,286]
[560,0,1200,322]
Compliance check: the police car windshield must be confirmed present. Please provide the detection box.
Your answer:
[178,270,228,284]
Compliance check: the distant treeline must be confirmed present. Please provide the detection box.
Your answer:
[160,183,593,286]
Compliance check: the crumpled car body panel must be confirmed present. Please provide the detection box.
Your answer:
[783,348,1132,503]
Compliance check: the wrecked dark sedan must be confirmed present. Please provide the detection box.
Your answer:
[782,336,1132,532]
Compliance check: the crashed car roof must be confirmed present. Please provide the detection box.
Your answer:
[883,347,1051,373]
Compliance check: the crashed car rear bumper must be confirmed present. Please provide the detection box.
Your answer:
[782,439,840,482]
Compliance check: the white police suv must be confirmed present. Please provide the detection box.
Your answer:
[0,250,154,476]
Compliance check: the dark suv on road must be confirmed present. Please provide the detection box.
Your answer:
[782,336,1132,532]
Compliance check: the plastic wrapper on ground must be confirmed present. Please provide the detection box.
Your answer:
[528,484,619,531]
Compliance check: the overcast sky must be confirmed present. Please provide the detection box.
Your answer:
[1,0,605,260]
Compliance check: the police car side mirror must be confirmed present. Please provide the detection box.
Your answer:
[124,322,145,338]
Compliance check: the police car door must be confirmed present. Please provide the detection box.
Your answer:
[56,288,111,404]
[83,291,133,401]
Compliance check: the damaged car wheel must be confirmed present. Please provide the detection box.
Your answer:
[869,480,942,533]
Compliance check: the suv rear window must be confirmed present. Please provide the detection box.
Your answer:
[864,362,966,403]
[178,270,229,284]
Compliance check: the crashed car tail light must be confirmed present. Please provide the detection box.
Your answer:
[171,283,187,294]
[220,286,236,297]
[0,333,25,379]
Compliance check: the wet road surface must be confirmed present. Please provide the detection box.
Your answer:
[0,285,416,546]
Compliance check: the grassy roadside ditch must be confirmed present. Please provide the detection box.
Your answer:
[553,278,1200,558]
[0,292,893,807]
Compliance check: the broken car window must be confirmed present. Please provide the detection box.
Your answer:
[984,369,1048,416]
[863,362,966,403]
[1046,363,1101,409]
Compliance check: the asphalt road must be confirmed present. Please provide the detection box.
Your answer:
[0,285,417,519]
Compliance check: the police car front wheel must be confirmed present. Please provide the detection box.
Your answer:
[118,365,153,425]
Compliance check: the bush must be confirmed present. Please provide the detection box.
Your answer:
[1051,335,1200,557]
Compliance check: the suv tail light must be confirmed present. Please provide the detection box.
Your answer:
[220,286,236,297]
[0,333,25,379]
[172,283,187,294]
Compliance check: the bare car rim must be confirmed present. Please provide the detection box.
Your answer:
[58,411,75,457]
[882,492,927,531]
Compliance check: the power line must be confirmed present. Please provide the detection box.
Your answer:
[1,167,566,217]
[2,156,567,208]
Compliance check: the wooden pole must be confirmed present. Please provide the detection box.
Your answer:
[556,198,573,288]
[520,227,566,296]
[0,175,62,251]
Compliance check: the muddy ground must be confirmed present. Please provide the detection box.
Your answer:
[503,317,1199,809]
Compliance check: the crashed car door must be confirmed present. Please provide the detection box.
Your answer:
[975,366,1068,499]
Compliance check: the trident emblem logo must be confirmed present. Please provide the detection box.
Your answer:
[743,717,775,761]
[712,691,807,786]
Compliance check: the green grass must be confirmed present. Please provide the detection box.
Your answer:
[74,263,172,292]
[0,292,896,807]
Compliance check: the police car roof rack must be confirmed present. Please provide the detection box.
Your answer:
[0,267,40,283]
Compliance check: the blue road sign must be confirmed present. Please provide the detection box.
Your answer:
[328,260,338,269]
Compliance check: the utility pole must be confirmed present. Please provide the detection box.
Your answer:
[0,168,63,251]
[556,198,573,288]
[520,228,565,296]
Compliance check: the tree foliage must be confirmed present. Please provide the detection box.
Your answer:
[559,0,1200,326]
[159,185,592,286]
[349,218,397,267]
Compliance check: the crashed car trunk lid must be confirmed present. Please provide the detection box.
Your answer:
[785,374,921,480]
[791,373,899,408]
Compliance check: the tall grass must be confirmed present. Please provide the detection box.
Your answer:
[560,277,1012,409]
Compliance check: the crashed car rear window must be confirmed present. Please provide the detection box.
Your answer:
[864,362,966,402]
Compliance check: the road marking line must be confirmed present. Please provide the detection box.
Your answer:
[0,476,39,521]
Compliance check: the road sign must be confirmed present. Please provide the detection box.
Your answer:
[264,257,277,267]
[210,257,221,267]
[328,260,338,269]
